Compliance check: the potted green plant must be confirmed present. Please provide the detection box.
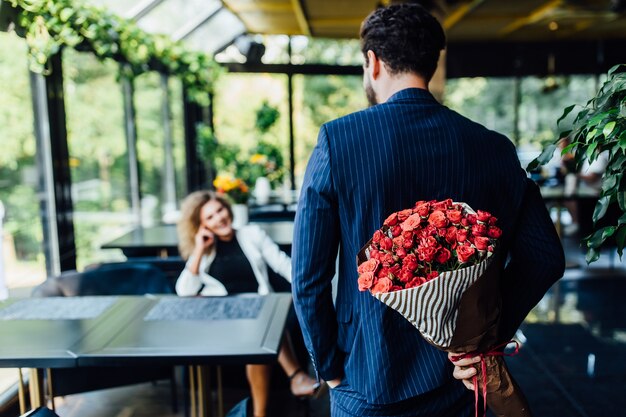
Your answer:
[528,64,626,263]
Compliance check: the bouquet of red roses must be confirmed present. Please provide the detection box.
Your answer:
[357,199,531,417]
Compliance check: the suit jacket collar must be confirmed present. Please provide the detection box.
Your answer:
[386,87,436,104]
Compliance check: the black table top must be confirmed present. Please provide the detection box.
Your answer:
[0,294,292,368]
[101,222,294,252]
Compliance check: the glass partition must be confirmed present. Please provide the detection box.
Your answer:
[0,32,46,292]
[63,48,130,268]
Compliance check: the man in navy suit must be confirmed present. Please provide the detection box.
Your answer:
[292,3,565,416]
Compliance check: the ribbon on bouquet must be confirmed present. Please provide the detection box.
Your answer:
[451,341,520,417]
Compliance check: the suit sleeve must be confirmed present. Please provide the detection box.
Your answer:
[291,126,343,381]
[499,178,566,340]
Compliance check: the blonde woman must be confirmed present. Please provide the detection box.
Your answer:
[176,190,320,417]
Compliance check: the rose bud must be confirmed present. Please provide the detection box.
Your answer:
[384,213,398,227]
[467,214,478,225]
[403,254,419,271]
[380,237,393,251]
[435,248,451,264]
[391,225,402,237]
[489,216,498,225]
[390,285,404,292]
[460,218,470,227]
[476,210,492,223]
[399,268,413,283]
[488,226,502,239]
[457,228,468,242]
[472,223,487,237]
[395,246,407,258]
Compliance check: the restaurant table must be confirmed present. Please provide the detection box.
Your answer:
[101,222,294,258]
[0,293,292,417]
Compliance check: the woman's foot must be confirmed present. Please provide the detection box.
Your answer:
[288,368,321,397]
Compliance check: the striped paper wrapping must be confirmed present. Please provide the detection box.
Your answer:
[372,257,491,349]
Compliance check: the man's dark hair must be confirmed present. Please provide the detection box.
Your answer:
[360,3,446,81]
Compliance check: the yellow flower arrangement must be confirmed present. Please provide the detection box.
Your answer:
[213,174,250,204]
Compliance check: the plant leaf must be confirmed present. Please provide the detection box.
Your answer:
[586,141,599,160]
[618,192,626,211]
[585,247,600,264]
[603,121,616,138]
[527,143,556,171]
[557,105,576,126]
[593,196,610,223]
[616,225,626,258]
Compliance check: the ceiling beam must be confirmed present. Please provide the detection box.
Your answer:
[228,3,293,13]
[443,0,486,30]
[126,0,166,21]
[291,0,311,36]
[499,0,562,36]
[172,6,221,41]
[309,18,366,27]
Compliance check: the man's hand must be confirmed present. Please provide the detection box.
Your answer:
[448,352,481,390]
[326,378,342,389]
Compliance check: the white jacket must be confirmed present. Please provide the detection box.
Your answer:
[175,224,292,296]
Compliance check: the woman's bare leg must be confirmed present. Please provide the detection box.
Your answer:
[277,331,320,397]
[246,364,271,417]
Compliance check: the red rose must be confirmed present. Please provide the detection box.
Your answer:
[446,209,463,224]
[391,225,402,237]
[414,202,431,217]
[437,228,447,237]
[369,249,381,260]
[472,223,487,237]
[457,229,468,242]
[417,245,438,262]
[381,253,395,266]
[435,247,451,264]
[399,268,413,283]
[393,236,404,248]
[358,272,374,291]
[397,209,413,222]
[376,267,390,278]
[418,225,437,239]
[384,213,398,227]
[467,214,477,225]
[420,236,438,249]
[488,245,495,253]
[460,218,470,227]
[428,210,448,228]
[371,277,393,294]
[358,258,380,274]
[401,214,422,231]
[372,230,384,244]
[457,244,476,263]
[390,285,404,292]
[395,246,407,258]
[389,263,401,278]
[380,236,393,251]
[426,271,439,280]
[406,277,424,288]
[403,253,418,271]
[476,210,492,223]
[487,226,502,239]
[445,227,457,244]
[474,236,490,251]
[489,216,498,225]
[432,199,453,211]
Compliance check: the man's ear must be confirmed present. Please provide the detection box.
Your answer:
[366,50,380,80]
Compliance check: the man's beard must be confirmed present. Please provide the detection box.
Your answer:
[364,77,377,106]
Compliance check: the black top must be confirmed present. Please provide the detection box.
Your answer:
[208,236,259,294]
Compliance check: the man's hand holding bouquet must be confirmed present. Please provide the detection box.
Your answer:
[357,199,531,417]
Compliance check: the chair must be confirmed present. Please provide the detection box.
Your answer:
[31,263,178,410]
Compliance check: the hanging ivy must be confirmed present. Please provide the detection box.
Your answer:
[4,0,222,105]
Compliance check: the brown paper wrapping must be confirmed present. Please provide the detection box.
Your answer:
[357,244,532,417]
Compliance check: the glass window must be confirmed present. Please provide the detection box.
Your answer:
[63,48,130,268]
[293,74,367,188]
[0,32,46,292]
[290,36,363,66]
[445,77,517,141]
[169,77,187,202]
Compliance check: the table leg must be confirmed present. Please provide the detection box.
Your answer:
[189,365,197,417]
[217,366,224,417]
[29,369,44,408]
[17,369,26,415]
[197,366,206,417]
[46,368,55,411]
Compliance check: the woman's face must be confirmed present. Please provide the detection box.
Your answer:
[199,199,233,239]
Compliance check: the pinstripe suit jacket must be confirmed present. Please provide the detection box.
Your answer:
[292,88,565,404]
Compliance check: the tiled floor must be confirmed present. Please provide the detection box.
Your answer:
[2,234,625,417]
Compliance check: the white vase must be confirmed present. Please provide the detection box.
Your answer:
[254,176,271,205]
[231,204,249,229]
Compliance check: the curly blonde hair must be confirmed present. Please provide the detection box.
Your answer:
[177,190,233,260]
